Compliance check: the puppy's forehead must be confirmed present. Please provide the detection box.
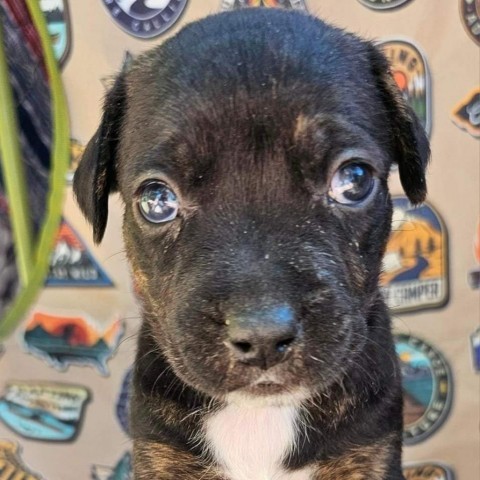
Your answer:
[118,10,391,192]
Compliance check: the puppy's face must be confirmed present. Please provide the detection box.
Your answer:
[74,10,429,403]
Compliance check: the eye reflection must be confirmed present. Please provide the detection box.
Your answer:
[329,163,375,205]
[138,181,179,223]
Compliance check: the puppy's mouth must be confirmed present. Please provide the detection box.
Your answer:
[230,372,311,405]
[243,381,287,396]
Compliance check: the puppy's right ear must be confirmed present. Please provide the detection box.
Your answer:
[73,73,127,244]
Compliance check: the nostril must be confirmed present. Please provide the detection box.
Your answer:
[275,336,295,353]
[232,341,253,354]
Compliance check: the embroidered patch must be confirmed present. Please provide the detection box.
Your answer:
[0,382,89,442]
[460,0,480,46]
[452,88,480,139]
[23,311,124,376]
[66,139,86,184]
[471,326,480,372]
[221,0,307,10]
[403,462,455,479]
[46,220,114,287]
[91,452,133,480]
[102,0,188,39]
[0,440,43,479]
[116,368,132,435]
[381,197,449,313]
[40,0,71,67]
[379,39,431,136]
[395,334,453,445]
[357,0,412,10]
[468,220,480,288]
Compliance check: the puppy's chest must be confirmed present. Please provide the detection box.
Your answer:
[204,404,312,480]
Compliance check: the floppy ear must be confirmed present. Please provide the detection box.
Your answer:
[369,44,430,205]
[73,73,127,243]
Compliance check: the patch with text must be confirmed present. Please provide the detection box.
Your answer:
[381,197,448,313]
[395,334,453,445]
[102,0,188,39]
[379,39,431,136]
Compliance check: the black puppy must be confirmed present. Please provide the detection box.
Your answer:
[74,8,429,480]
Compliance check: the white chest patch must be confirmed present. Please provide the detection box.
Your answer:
[204,401,312,480]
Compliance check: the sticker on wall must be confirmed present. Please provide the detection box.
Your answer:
[379,39,431,137]
[469,221,480,288]
[451,88,480,139]
[92,452,133,480]
[102,0,188,39]
[395,334,452,446]
[40,0,71,67]
[403,462,455,480]
[0,440,43,479]
[116,368,132,435]
[460,0,480,46]
[471,327,480,372]
[66,139,86,184]
[46,220,114,287]
[23,311,125,376]
[381,197,448,313]
[357,0,412,10]
[221,0,307,10]
[0,382,89,442]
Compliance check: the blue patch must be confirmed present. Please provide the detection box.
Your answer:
[0,382,89,442]
[102,1,188,39]
[471,327,480,373]
[23,311,125,376]
[116,368,133,435]
[395,334,453,445]
[46,219,114,287]
[92,452,132,480]
[41,0,71,67]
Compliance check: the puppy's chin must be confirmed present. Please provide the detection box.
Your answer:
[226,384,312,408]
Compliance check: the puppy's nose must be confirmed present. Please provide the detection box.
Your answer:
[227,305,297,370]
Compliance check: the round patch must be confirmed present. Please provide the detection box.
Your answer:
[221,0,307,10]
[379,39,431,137]
[102,0,188,39]
[460,0,480,46]
[357,0,412,10]
[395,334,453,446]
[381,197,449,314]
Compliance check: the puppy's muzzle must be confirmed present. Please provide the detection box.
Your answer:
[226,304,298,370]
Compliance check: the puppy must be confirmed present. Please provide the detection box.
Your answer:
[74,8,429,480]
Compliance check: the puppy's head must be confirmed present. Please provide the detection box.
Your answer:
[74,9,429,403]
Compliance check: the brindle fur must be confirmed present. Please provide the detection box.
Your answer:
[74,8,429,479]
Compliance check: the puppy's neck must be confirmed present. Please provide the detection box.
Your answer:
[203,395,312,480]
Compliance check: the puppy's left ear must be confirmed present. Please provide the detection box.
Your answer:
[368,44,430,204]
[73,73,127,244]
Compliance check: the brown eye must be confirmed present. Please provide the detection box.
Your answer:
[328,163,375,205]
[137,181,179,223]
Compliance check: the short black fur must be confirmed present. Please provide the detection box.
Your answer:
[74,8,429,480]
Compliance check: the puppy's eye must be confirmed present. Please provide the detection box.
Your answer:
[328,163,375,205]
[137,181,179,223]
